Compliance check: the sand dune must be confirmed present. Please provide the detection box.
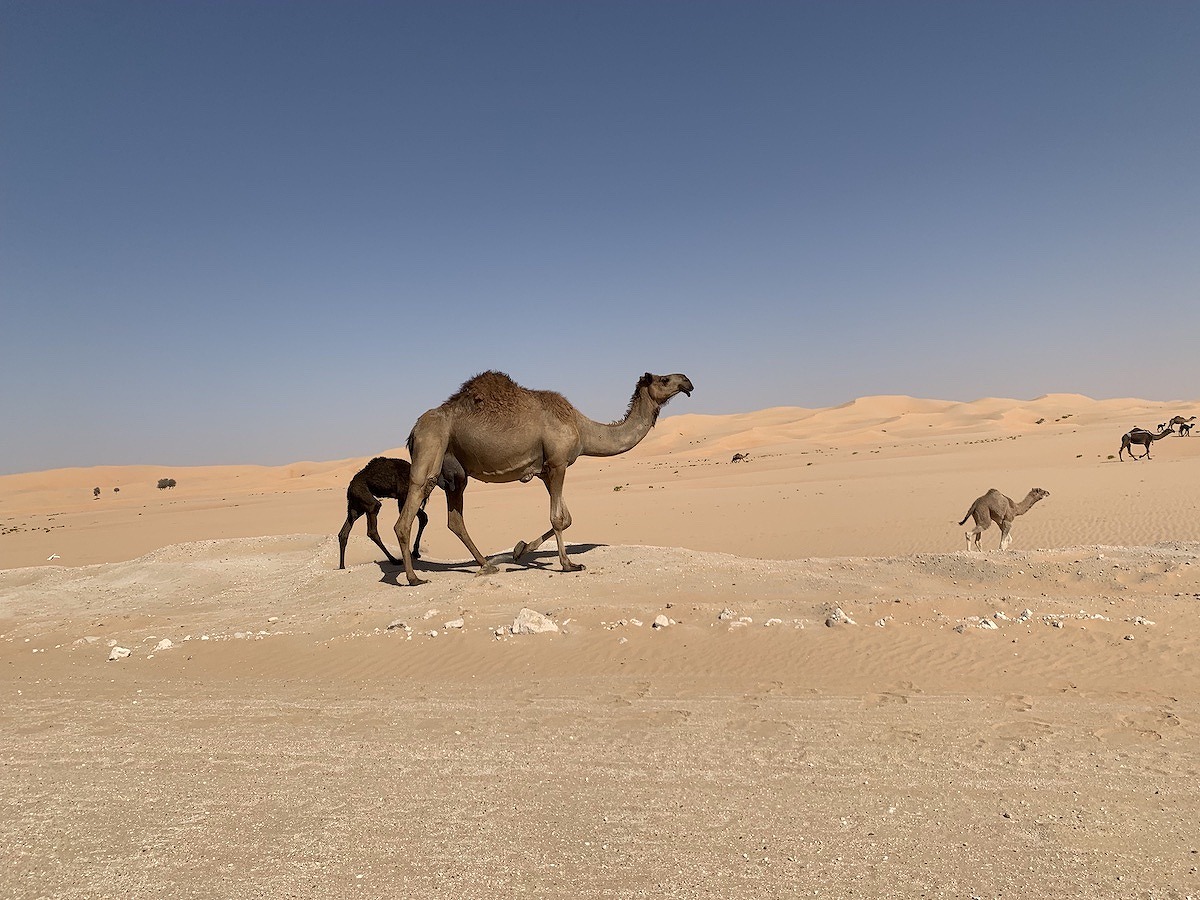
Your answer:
[3,393,1200,898]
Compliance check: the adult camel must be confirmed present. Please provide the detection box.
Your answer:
[393,371,693,586]
[1119,426,1173,461]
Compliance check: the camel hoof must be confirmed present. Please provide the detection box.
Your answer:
[512,541,528,562]
[477,563,500,576]
[406,575,429,586]
[563,562,585,573]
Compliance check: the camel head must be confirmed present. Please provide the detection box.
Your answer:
[1029,487,1050,501]
[640,373,694,406]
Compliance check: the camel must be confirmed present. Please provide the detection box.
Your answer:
[393,370,694,585]
[337,457,432,570]
[1181,423,1192,437]
[1119,426,1173,461]
[959,487,1050,551]
[1169,415,1196,427]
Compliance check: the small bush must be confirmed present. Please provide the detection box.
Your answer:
[157,478,171,490]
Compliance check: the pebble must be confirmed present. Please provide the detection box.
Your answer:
[718,609,736,621]
[444,618,464,630]
[1124,634,1135,641]
[386,619,408,631]
[652,615,673,629]
[108,647,131,661]
[153,638,174,652]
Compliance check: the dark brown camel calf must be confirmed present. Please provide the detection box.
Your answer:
[338,457,431,569]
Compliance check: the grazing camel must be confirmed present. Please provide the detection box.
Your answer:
[959,487,1050,551]
[337,457,432,570]
[393,370,694,586]
[1119,426,1173,461]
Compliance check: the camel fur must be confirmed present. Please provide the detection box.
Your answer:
[959,487,1050,551]
[337,457,431,570]
[393,371,693,585]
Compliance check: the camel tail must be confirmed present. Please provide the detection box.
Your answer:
[958,511,971,526]
[406,429,416,457]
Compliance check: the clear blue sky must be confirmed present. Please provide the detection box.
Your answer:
[2,1,1198,474]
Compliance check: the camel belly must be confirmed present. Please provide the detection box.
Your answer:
[451,443,545,484]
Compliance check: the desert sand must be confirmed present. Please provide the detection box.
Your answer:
[3,394,1200,899]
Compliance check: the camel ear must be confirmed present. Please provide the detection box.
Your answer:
[640,373,653,388]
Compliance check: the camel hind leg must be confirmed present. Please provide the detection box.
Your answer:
[443,477,498,576]
[966,514,989,552]
[363,499,402,565]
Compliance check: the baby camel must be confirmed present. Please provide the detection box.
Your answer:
[959,487,1050,551]
[337,457,431,570]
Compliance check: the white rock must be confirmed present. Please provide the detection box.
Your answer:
[765,618,783,627]
[422,609,440,620]
[874,618,887,628]
[652,615,672,629]
[718,609,737,621]
[108,646,131,661]
[511,608,559,635]
[153,638,174,652]
[386,619,409,631]
[978,619,998,630]
[825,607,856,627]
[444,618,465,630]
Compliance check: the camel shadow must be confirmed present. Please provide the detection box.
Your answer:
[374,543,608,585]
[506,542,607,570]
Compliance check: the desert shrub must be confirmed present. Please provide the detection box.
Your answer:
[157,478,171,490]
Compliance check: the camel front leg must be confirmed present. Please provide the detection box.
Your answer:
[394,483,434,586]
[337,509,363,569]
[544,466,582,573]
[411,505,429,560]
[444,479,498,575]
[999,521,1013,551]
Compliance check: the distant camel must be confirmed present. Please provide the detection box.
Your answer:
[394,370,693,585]
[959,487,1050,551]
[1180,423,1192,437]
[731,452,749,463]
[337,457,433,570]
[1119,426,1173,461]
[1169,415,1196,428]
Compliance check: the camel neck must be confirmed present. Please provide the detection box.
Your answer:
[576,390,660,457]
